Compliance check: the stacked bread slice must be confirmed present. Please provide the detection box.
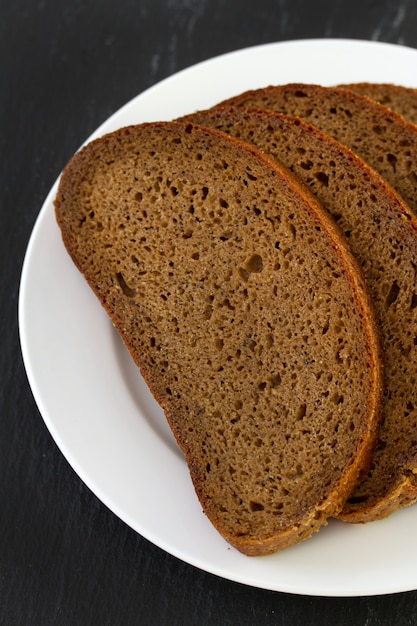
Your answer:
[181,96,417,524]
[338,83,417,125]
[217,83,417,214]
[55,82,417,556]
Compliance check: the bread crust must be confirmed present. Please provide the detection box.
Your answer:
[55,121,383,554]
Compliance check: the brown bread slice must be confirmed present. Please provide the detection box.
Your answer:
[54,121,383,555]
[338,83,417,125]
[180,106,417,522]
[216,83,417,216]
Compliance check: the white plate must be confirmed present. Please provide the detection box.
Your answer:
[19,39,417,597]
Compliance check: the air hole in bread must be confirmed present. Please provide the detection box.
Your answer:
[314,171,329,187]
[372,125,385,135]
[347,494,369,505]
[249,501,265,512]
[239,267,250,281]
[387,153,397,172]
[331,393,344,405]
[300,160,313,171]
[288,224,296,240]
[203,304,213,320]
[377,439,387,451]
[265,333,274,348]
[295,403,307,420]
[385,279,400,308]
[270,374,281,389]
[116,272,136,298]
[221,298,235,311]
[244,254,263,274]
[215,338,224,351]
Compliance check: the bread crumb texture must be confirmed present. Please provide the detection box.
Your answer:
[55,121,382,555]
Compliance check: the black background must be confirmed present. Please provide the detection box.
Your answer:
[2,1,417,624]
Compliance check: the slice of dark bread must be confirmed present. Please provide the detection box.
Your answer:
[55,121,383,555]
[180,105,417,522]
[338,83,417,125]
[216,83,417,216]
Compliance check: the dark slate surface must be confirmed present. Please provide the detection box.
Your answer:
[2,1,417,624]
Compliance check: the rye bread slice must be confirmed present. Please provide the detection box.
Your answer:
[180,105,417,522]
[54,121,383,555]
[338,83,417,125]
[216,83,417,216]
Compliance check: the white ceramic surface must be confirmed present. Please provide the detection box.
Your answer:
[19,39,417,596]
